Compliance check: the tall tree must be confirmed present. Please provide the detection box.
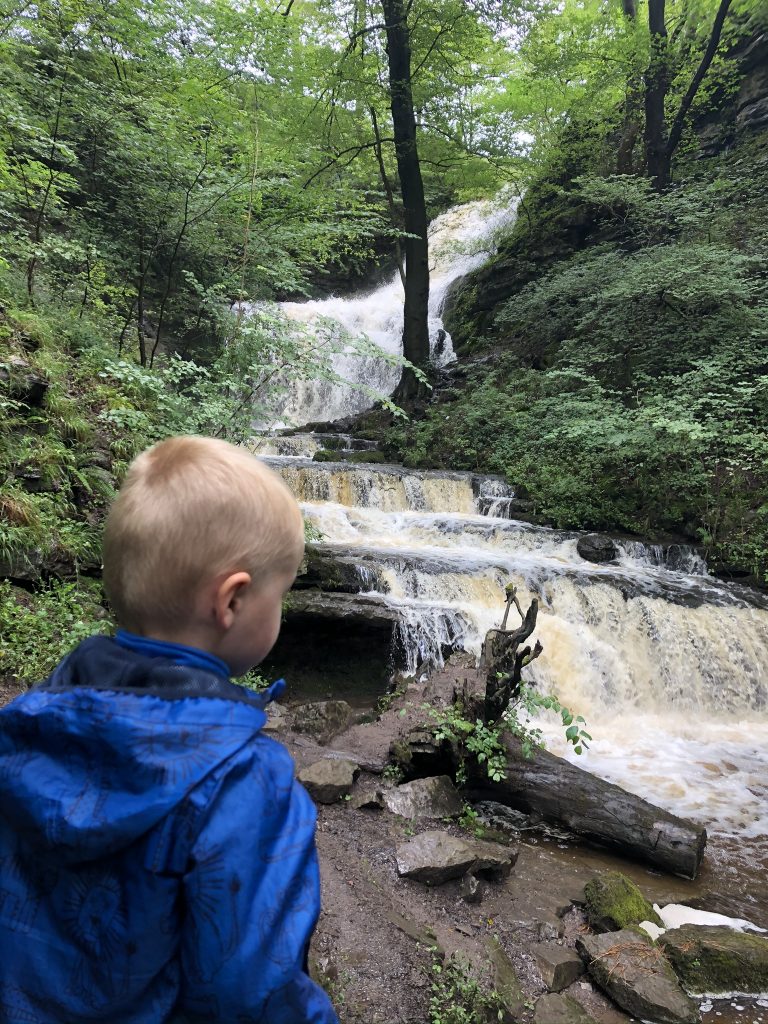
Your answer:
[379,0,429,399]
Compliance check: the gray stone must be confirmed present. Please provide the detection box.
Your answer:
[262,702,292,734]
[396,831,477,885]
[467,835,519,879]
[298,759,358,804]
[534,993,600,1024]
[461,874,483,904]
[291,700,353,744]
[532,943,585,992]
[487,936,527,1021]
[395,830,517,885]
[383,775,463,819]
[576,534,617,563]
[350,785,385,810]
[577,929,698,1024]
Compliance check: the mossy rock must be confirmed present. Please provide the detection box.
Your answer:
[661,925,768,994]
[312,449,337,462]
[584,871,663,932]
[341,449,386,464]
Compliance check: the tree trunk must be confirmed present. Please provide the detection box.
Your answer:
[466,734,707,879]
[398,729,707,879]
[644,0,670,190]
[380,0,430,401]
[664,0,733,167]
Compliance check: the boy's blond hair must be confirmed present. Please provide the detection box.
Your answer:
[103,436,304,633]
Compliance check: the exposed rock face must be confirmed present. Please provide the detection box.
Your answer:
[534,993,600,1024]
[383,776,464,819]
[577,929,699,1024]
[584,871,663,932]
[661,924,768,994]
[298,759,359,804]
[291,700,353,744]
[576,534,617,564]
[532,943,586,992]
[735,33,768,131]
[395,830,518,885]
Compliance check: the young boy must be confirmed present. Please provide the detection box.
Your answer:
[0,436,339,1024]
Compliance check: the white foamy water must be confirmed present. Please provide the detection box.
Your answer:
[256,434,768,840]
[244,197,514,427]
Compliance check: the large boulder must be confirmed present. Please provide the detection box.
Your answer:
[584,871,663,932]
[576,929,699,1024]
[291,700,353,744]
[298,759,358,804]
[661,925,768,994]
[576,534,617,563]
[383,776,464,819]
[395,830,518,885]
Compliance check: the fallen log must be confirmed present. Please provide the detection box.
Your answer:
[400,729,706,879]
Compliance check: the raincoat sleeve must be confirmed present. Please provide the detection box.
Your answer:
[178,735,339,1024]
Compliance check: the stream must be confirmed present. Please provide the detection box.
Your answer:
[249,199,768,933]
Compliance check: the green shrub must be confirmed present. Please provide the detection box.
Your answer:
[0,580,111,686]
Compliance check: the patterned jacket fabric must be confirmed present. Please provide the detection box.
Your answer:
[0,636,339,1024]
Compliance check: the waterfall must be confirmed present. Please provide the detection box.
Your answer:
[255,433,768,846]
[244,197,513,428]
[246,196,767,854]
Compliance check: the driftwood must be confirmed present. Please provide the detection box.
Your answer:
[477,585,543,724]
[396,729,707,879]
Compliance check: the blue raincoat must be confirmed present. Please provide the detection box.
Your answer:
[0,636,339,1023]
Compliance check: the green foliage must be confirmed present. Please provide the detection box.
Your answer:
[422,691,589,784]
[428,955,505,1024]
[0,579,111,686]
[236,670,270,693]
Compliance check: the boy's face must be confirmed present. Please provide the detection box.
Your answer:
[223,564,298,677]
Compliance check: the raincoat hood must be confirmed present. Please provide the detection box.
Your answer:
[0,636,276,864]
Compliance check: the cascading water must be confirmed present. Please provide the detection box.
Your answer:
[248,198,768,879]
[247,197,513,427]
[256,441,768,848]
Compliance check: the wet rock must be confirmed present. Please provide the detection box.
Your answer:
[576,534,617,563]
[660,925,768,994]
[383,775,463,819]
[474,800,532,836]
[291,699,353,744]
[396,831,477,885]
[487,936,527,1021]
[298,759,358,804]
[461,874,483,904]
[469,835,519,879]
[350,785,385,810]
[534,993,600,1024]
[395,830,517,885]
[532,943,586,992]
[584,871,663,932]
[577,929,698,1024]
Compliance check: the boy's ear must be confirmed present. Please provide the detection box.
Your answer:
[214,571,252,630]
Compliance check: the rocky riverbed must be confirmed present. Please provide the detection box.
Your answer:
[276,659,768,1024]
